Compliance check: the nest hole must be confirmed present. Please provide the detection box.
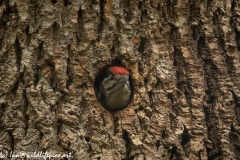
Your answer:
[94,58,134,111]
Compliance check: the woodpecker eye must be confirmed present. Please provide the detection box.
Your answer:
[109,75,114,80]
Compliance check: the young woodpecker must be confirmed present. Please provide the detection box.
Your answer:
[97,66,131,111]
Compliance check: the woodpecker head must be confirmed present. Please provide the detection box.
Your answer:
[97,66,131,111]
[107,66,130,83]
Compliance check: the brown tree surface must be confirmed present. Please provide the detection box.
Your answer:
[0,0,240,159]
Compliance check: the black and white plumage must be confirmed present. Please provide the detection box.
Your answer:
[96,66,131,111]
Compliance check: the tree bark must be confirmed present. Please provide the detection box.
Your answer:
[0,0,240,159]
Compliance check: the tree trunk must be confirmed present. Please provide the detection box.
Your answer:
[0,0,240,159]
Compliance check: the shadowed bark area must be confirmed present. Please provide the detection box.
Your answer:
[0,0,240,159]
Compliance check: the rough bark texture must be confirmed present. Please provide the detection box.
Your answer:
[1,0,240,159]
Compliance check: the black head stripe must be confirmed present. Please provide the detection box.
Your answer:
[106,69,115,77]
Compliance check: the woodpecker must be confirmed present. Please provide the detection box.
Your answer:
[97,66,131,111]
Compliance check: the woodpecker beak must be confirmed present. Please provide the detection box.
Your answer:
[119,78,128,84]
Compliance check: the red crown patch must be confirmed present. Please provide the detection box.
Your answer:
[109,66,129,75]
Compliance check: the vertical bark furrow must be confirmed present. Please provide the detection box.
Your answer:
[25,26,30,48]
[66,45,74,89]
[22,89,29,135]
[198,37,222,159]
[0,103,6,130]
[229,124,240,158]
[231,91,240,125]
[123,0,132,23]
[14,38,22,72]
[97,0,105,41]
[77,8,83,43]
[33,42,44,88]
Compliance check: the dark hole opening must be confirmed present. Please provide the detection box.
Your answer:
[156,140,160,151]
[181,125,190,145]
[162,129,166,139]
[167,93,174,103]
[122,130,130,148]
[63,0,68,6]
[138,36,147,53]
[51,0,57,4]
[231,123,237,132]
[169,146,177,160]
[85,137,90,142]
